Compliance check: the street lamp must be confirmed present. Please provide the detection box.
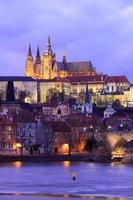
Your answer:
[108,125,112,132]
[120,124,123,127]
[83,127,86,133]
[90,125,93,129]
[13,143,22,155]
[16,143,22,148]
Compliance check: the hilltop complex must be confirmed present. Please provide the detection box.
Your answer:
[0,36,133,106]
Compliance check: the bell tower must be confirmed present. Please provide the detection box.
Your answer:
[25,44,34,77]
[41,36,56,79]
[34,45,41,78]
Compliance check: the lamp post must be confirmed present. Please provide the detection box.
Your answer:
[90,125,95,153]
[14,143,22,155]
[108,125,112,133]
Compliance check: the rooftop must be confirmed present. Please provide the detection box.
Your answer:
[57,61,95,72]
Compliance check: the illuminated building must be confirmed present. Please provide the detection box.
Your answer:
[25,36,97,79]
[0,36,133,106]
[0,115,17,154]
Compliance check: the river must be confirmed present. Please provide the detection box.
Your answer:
[0,161,132,200]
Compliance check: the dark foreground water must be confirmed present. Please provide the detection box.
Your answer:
[0,161,132,200]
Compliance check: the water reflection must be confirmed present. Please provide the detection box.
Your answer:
[63,161,70,167]
[13,161,22,168]
[0,162,132,199]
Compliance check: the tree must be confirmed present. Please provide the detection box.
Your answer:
[37,120,54,153]
[6,81,15,102]
[16,120,37,155]
[19,91,27,102]
[0,90,4,101]
[83,136,96,152]
[47,88,66,105]
[112,99,122,110]
[77,92,84,104]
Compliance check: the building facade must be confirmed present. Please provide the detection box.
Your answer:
[25,36,97,80]
[0,36,132,106]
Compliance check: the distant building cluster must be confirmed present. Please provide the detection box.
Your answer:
[0,36,133,106]
[1,36,133,162]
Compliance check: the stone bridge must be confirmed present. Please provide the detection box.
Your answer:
[107,132,133,148]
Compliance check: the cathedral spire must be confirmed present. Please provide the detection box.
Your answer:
[62,48,67,64]
[36,45,40,58]
[48,35,51,45]
[27,44,32,57]
[46,35,52,55]
[25,44,34,77]
[35,45,41,64]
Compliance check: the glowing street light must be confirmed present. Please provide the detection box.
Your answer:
[120,124,123,127]
[16,143,22,148]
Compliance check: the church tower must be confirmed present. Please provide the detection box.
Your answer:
[62,49,67,70]
[34,46,41,78]
[25,44,34,77]
[82,84,93,114]
[41,36,57,79]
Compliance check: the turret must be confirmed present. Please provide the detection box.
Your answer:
[28,44,32,57]
[62,49,67,64]
[82,84,93,114]
[45,35,53,56]
[25,44,34,77]
[35,46,41,64]
[41,36,56,79]
[62,49,67,70]
[34,46,41,76]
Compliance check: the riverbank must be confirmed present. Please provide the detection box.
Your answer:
[0,154,111,162]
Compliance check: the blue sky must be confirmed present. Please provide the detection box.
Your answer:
[0,0,133,81]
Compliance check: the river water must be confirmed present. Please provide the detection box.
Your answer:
[0,161,132,200]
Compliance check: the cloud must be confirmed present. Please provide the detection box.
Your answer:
[0,0,133,81]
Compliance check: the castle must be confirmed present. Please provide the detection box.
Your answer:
[25,36,97,79]
[0,36,133,106]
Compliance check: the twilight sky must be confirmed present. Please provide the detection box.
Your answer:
[0,0,133,81]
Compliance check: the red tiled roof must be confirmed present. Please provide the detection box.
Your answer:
[13,111,36,122]
[53,77,71,83]
[66,114,100,127]
[69,75,107,83]
[42,120,71,132]
[55,75,107,84]
[51,121,71,132]
[0,115,15,125]
[57,61,95,72]
[105,76,130,84]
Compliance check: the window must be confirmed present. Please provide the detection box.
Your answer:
[80,89,85,93]
[56,84,60,88]
[8,126,12,131]
[73,89,77,94]
[112,86,114,92]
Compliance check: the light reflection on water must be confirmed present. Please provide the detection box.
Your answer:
[63,161,70,168]
[13,161,23,168]
[0,162,132,200]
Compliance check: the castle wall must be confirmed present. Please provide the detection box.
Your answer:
[0,80,37,103]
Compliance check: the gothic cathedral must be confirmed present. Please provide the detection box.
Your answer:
[25,36,97,80]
